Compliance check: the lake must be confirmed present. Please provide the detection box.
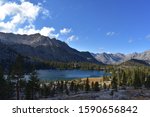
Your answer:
[37,70,107,80]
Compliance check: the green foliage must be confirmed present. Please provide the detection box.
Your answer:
[94,82,100,91]
[0,66,14,99]
[133,69,142,89]
[64,81,69,95]
[70,81,75,92]
[103,83,107,90]
[111,76,118,91]
[25,70,40,99]
[85,78,90,92]
[91,82,94,91]
[145,76,150,89]
[11,55,24,100]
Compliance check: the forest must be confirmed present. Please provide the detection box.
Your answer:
[0,55,150,100]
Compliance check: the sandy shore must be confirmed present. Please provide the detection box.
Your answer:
[80,77,103,83]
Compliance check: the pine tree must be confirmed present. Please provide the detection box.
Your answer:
[64,81,69,95]
[0,66,14,99]
[133,69,142,89]
[60,81,64,93]
[11,55,24,100]
[103,83,107,90]
[85,78,90,92]
[145,75,150,89]
[25,70,40,99]
[122,71,127,86]
[94,82,100,91]
[74,84,79,94]
[70,81,75,92]
[0,66,7,99]
[111,76,118,91]
[91,82,94,91]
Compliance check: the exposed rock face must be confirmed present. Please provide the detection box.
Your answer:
[92,53,126,64]
[0,32,101,65]
[92,51,150,65]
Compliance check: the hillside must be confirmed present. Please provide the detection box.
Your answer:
[0,32,102,67]
[119,59,150,67]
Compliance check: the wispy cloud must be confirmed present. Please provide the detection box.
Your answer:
[106,32,116,36]
[66,35,78,43]
[60,28,72,35]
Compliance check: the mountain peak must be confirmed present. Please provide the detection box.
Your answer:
[0,32,100,64]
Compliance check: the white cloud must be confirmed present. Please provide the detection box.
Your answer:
[0,0,78,41]
[16,25,59,38]
[60,28,71,35]
[0,1,40,31]
[0,1,40,21]
[0,0,59,38]
[106,32,116,36]
[66,35,78,43]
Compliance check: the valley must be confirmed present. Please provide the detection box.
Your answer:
[0,32,150,100]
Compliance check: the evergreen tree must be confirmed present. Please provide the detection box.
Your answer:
[11,55,24,100]
[70,81,75,92]
[91,82,94,91]
[133,69,142,89]
[94,82,100,91]
[145,76,150,89]
[0,66,14,99]
[74,84,79,94]
[111,76,118,91]
[50,87,56,97]
[25,70,40,99]
[60,81,64,93]
[85,78,90,92]
[43,84,50,98]
[0,66,8,99]
[122,71,127,86]
[64,81,69,95]
[103,83,107,90]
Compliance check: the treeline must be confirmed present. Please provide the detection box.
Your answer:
[0,55,40,100]
[39,78,108,99]
[110,67,150,91]
[42,61,103,70]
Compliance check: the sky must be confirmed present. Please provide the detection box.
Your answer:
[0,0,150,54]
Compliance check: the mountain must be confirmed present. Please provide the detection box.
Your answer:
[119,59,150,67]
[92,50,150,65]
[92,52,125,64]
[0,32,101,67]
[125,51,150,63]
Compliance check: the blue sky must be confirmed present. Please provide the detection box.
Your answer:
[0,0,150,54]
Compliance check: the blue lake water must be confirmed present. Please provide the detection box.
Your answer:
[37,70,106,80]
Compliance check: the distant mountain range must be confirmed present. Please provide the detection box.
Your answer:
[92,51,150,65]
[0,32,101,69]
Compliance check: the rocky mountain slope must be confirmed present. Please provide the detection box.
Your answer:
[92,53,126,64]
[119,59,150,67]
[92,51,150,65]
[0,32,101,66]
